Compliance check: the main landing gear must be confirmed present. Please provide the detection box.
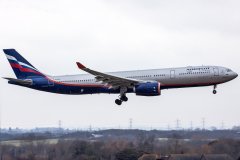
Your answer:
[115,87,128,105]
[115,94,128,105]
[213,85,217,94]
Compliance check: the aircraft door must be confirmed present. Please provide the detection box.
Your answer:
[170,70,175,79]
[48,80,54,87]
[214,68,219,76]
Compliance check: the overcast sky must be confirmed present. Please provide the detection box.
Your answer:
[0,0,239,130]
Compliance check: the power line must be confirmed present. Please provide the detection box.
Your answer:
[190,121,193,131]
[58,120,62,130]
[176,119,180,130]
[89,125,92,132]
[221,121,225,130]
[167,124,170,131]
[129,118,133,130]
[202,118,205,130]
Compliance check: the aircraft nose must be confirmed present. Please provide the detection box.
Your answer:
[233,72,238,79]
[235,72,238,78]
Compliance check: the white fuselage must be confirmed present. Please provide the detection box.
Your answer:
[51,66,237,90]
[4,49,238,105]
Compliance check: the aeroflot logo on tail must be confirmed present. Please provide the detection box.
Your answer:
[6,54,38,71]
[6,54,18,61]
[5,54,42,75]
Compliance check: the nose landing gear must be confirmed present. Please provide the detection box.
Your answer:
[213,85,217,94]
[213,90,217,94]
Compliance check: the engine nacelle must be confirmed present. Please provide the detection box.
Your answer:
[134,82,161,96]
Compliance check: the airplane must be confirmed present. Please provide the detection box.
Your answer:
[2,49,238,105]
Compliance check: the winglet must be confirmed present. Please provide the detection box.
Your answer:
[76,62,86,69]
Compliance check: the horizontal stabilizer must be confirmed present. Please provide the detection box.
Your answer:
[3,77,33,86]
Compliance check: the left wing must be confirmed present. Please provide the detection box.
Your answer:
[76,62,144,89]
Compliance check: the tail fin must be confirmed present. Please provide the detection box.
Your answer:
[3,49,45,79]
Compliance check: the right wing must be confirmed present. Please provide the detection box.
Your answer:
[76,62,145,89]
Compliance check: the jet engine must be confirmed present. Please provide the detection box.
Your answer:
[134,82,161,96]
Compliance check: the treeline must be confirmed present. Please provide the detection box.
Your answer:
[1,129,240,141]
[93,129,240,140]
[0,136,239,160]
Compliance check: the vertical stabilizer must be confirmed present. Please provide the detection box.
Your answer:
[3,49,44,79]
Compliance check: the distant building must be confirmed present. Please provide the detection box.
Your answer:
[200,154,234,160]
[138,154,161,160]
[138,154,234,160]
[167,154,201,160]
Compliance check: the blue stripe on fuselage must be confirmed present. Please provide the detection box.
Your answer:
[29,83,124,95]
[18,77,129,95]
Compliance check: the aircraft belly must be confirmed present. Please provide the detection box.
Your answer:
[161,75,215,88]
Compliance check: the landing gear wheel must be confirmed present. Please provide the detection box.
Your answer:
[120,95,128,102]
[213,90,217,94]
[115,99,122,105]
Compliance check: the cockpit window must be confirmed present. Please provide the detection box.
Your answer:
[227,69,232,72]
